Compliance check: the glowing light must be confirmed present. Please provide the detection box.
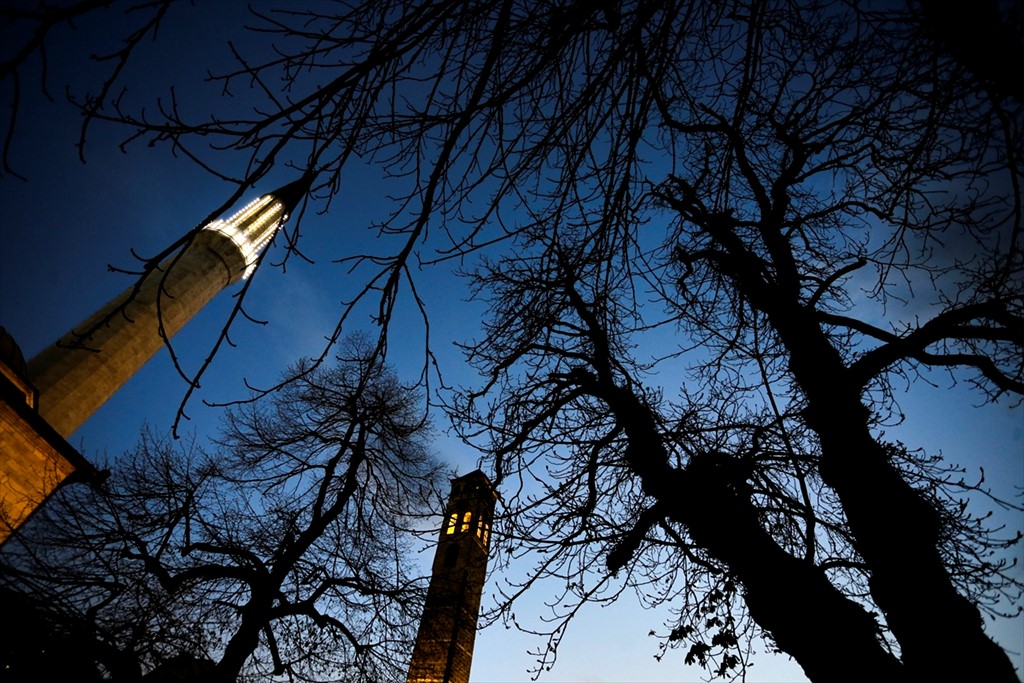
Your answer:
[203,195,286,279]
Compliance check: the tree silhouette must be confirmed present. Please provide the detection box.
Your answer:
[0,337,442,682]
[2,1,1021,680]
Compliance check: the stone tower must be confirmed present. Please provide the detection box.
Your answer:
[27,176,310,438]
[407,470,497,683]
[1,177,309,542]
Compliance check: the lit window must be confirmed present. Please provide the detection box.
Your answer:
[446,513,457,534]
[481,522,490,548]
[461,511,472,533]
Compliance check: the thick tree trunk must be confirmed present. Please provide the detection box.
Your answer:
[770,304,1019,681]
[583,373,904,681]
[701,206,1018,679]
[213,602,268,683]
[669,456,904,682]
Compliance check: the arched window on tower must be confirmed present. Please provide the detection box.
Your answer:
[448,507,474,535]
[477,517,490,549]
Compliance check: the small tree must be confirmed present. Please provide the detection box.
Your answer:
[0,337,443,682]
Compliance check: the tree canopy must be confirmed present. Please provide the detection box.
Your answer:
[1,338,442,682]
[1,0,1021,681]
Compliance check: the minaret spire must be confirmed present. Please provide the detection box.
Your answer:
[26,177,310,438]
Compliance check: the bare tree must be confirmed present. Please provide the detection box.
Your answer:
[2,0,1021,681]
[0,0,180,178]
[447,2,1023,680]
[0,336,443,682]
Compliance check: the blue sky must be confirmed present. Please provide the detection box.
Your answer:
[0,3,1020,681]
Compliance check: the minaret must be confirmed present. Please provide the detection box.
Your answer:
[0,177,308,543]
[27,176,310,438]
[407,470,497,683]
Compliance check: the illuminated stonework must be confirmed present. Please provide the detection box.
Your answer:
[0,178,309,543]
[407,470,496,683]
[0,328,98,545]
[26,177,309,439]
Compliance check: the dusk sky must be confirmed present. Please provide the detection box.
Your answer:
[0,3,1020,682]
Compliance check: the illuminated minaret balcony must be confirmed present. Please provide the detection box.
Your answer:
[26,176,311,439]
[203,193,288,280]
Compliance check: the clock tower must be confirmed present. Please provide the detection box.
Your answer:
[407,470,496,683]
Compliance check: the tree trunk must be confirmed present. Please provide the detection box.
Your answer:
[586,374,904,681]
[771,303,1018,681]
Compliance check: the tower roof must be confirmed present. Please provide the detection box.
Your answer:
[450,469,497,501]
[452,468,493,487]
[265,173,315,218]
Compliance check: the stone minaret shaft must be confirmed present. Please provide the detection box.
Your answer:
[27,178,308,437]
[407,470,496,683]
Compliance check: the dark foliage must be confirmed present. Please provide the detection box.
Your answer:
[0,338,442,682]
